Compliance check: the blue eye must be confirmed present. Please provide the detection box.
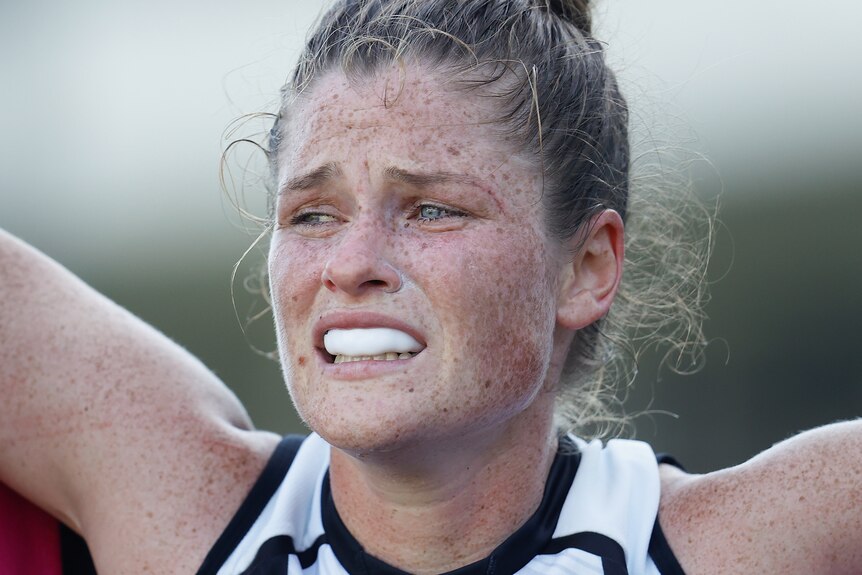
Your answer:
[417,204,462,221]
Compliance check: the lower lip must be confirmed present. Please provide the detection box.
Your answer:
[315,349,423,381]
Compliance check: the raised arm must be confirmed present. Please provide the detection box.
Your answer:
[660,419,862,574]
[0,229,279,573]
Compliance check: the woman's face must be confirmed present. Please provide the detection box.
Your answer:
[269,67,568,452]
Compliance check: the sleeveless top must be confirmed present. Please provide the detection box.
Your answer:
[197,434,686,575]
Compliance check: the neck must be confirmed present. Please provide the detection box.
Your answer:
[328,391,559,574]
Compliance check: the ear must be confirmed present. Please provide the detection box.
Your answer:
[556,210,625,330]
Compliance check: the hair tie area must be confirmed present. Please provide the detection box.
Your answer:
[544,0,592,35]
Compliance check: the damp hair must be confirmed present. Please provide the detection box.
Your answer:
[230,0,712,438]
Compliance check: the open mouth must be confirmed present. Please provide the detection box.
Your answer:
[322,327,425,364]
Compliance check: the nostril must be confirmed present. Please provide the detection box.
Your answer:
[320,254,402,294]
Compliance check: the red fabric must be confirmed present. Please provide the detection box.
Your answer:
[0,482,62,575]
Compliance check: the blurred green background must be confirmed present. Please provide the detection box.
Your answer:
[1,0,860,473]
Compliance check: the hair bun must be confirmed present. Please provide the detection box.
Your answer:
[546,0,592,35]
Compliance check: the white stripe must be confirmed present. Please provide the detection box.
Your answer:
[555,437,661,574]
[517,548,605,574]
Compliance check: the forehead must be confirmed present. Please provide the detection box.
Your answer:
[278,66,535,184]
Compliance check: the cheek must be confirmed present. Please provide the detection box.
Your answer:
[426,229,558,395]
[268,235,324,346]
[268,237,330,420]
[435,228,556,320]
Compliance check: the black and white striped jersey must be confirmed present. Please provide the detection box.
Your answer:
[197,434,685,575]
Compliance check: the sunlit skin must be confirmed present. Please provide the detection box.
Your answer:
[267,65,624,572]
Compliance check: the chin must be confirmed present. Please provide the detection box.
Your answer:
[302,402,465,457]
[312,403,530,461]
[315,426,416,457]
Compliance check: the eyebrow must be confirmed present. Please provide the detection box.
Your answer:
[281,162,343,193]
[383,166,481,188]
[281,163,482,194]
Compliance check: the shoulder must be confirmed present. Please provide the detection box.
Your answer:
[658,420,862,575]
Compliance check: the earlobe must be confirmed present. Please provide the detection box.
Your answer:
[556,210,625,330]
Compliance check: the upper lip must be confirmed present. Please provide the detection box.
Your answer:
[312,310,428,352]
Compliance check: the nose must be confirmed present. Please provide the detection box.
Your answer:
[321,224,403,297]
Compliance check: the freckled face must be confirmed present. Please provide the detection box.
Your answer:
[269,68,565,452]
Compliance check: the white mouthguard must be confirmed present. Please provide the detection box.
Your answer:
[323,328,423,357]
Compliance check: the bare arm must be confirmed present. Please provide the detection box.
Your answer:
[0,229,280,573]
[660,419,862,575]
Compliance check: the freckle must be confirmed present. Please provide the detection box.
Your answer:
[443,408,448,413]
[408,388,414,393]
[291,295,298,302]
[484,380,491,389]
[446,145,461,156]
[298,356,306,366]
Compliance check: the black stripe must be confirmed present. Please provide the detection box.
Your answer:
[239,534,328,574]
[651,452,687,575]
[60,523,97,575]
[656,453,686,472]
[542,531,628,575]
[196,434,306,575]
[648,518,686,575]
